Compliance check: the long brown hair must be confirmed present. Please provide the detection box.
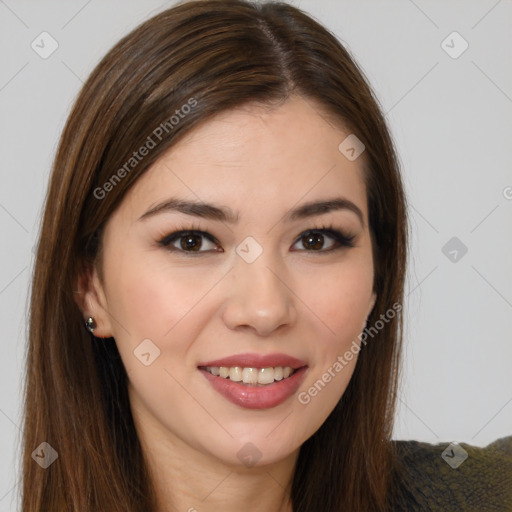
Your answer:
[23,1,407,510]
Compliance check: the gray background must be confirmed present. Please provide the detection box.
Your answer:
[1,0,511,509]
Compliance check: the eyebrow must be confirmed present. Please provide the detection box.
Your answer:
[138,196,364,225]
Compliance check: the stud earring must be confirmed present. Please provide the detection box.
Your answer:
[85,317,96,334]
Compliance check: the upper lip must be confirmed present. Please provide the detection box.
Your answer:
[197,352,307,369]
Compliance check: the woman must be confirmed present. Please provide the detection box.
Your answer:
[23,0,511,510]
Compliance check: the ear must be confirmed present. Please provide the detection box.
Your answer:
[74,262,113,338]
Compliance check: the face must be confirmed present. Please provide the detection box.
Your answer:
[81,95,376,468]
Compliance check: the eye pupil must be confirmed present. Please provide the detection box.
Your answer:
[181,234,201,251]
[303,233,324,250]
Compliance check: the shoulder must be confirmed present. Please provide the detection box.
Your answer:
[388,435,512,511]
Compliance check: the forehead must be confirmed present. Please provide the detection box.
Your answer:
[118,95,368,224]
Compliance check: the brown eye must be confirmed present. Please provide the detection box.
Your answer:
[159,230,220,253]
[302,232,327,251]
[292,228,355,252]
[180,233,203,251]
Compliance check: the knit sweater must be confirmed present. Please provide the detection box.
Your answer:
[389,435,512,511]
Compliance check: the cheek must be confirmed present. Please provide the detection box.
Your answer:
[103,251,229,379]
[103,259,223,427]
[301,259,374,341]
[294,258,373,420]
[106,254,216,336]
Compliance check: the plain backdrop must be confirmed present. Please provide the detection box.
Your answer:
[1,1,511,510]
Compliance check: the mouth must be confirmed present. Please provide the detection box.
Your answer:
[197,353,308,409]
[199,365,298,386]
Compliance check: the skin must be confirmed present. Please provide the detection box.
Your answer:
[77,95,376,512]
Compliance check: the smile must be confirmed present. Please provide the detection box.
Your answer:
[197,353,308,409]
[202,366,296,386]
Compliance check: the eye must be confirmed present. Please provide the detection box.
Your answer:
[159,230,221,253]
[158,225,355,255]
[292,227,355,252]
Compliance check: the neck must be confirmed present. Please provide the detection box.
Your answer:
[131,400,297,512]
[153,453,295,512]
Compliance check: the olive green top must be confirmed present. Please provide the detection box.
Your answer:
[389,435,512,511]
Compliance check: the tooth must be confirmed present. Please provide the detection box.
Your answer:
[229,367,242,381]
[212,365,296,381]
[274,367,284,381]
[242,367,258,384]
[258,367,275,384]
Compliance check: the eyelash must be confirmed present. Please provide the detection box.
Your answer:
[158,223,356,255]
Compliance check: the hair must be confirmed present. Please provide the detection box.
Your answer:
[22,1,408,510]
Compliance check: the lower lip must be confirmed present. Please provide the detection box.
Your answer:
[199,367,308,410]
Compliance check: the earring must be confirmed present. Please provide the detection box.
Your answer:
[85,317,96,334]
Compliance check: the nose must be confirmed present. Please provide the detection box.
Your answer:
[221,250,297,338]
